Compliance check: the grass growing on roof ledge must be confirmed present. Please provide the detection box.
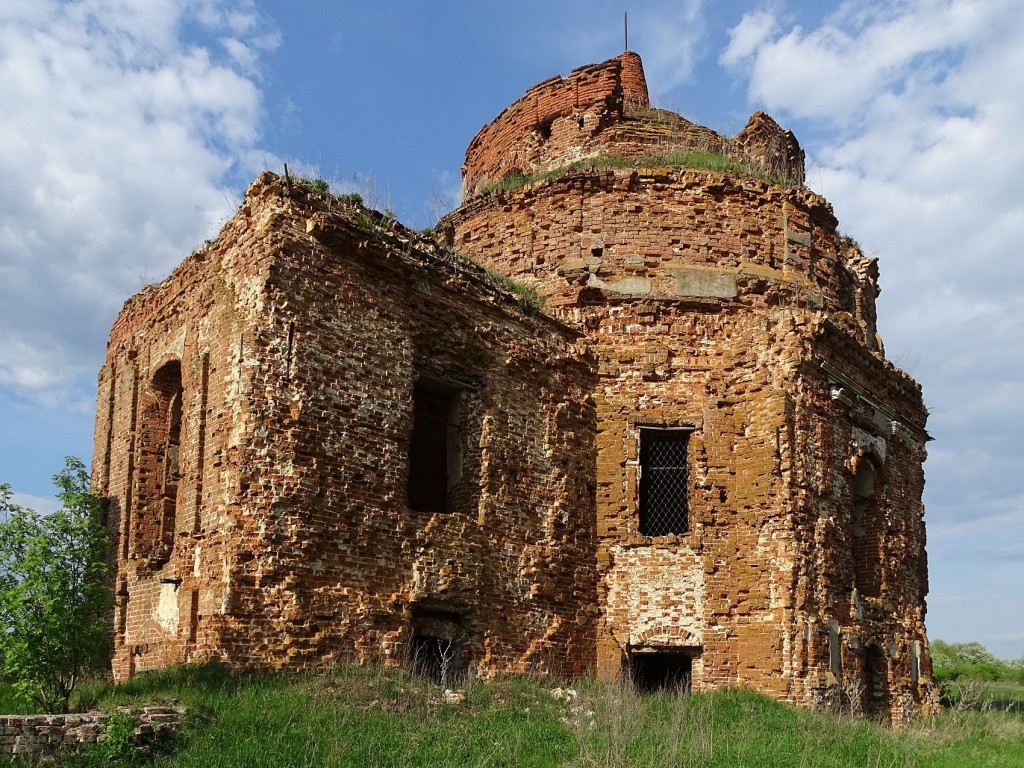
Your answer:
[476,149,793,198]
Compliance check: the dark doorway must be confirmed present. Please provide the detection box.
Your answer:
[863,645,890,721]
[410,634,461,687]
[631,652,692,693]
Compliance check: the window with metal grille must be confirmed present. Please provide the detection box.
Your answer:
[638,428,690,536]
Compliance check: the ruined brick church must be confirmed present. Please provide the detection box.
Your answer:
[92,53,936,723]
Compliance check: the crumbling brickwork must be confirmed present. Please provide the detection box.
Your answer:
[461,52,803,199]
[95,180,598,682]
[0,707,183,760]
[95,52,935,725]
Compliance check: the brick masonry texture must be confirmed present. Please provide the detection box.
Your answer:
[0,707,183,759]
[95,53,936,725]
[461,52,804,199]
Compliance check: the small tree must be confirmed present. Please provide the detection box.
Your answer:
[0,457,113,713]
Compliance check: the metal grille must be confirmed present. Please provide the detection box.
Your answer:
[638,429,689,536]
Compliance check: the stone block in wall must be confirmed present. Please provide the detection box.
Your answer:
[665,266,737,299]
[0,706,184,760]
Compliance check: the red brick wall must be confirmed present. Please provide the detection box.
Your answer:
[462,54,647,198]
[618,52,649,108]
[461,53,804,199]
[96,176,598,682]
[441,163,935,723]
[94,208,270,678]
[445,168,868,327]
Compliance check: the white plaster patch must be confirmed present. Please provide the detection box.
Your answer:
[851,425,886,463]
[606,544,705,647]
[586,273,653,295]
[164,327,187,362]
[154,582,180,633]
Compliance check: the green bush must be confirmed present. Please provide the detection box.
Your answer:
[0,458,113,713]
[88,710,140,765]
[931,640,1023,684]
[306,178,331,198]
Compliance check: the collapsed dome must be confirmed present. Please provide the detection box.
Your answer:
[461,52,805,200]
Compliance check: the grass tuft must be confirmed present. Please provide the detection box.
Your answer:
[483,266,545,315]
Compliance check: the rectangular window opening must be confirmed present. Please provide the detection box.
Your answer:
[638,428,690,536]
[408,382,462,513]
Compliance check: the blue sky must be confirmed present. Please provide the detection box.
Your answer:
[1,0,1021,660]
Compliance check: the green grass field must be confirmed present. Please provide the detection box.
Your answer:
[941,678,1024,712]
[5,664,1021,768]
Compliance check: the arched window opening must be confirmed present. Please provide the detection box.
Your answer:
[161,385,182,551]
[852,458,882,597]
[141,360,183,566]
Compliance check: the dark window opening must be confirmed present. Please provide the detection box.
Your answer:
[161,386,182,554]
[535,119,553,141]
[631,652,692,693]
[408,383,462,513]
[187,589,199,647]
[638,428,690,536]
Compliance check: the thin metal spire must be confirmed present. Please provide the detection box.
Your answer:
[624,11,628,52]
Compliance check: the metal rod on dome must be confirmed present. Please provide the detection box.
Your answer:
[624,11,628,52]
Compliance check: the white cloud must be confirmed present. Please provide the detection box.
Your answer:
[0,0,276,406]
[628,0,707,99]
[721,0,1000,125]
[723,0,1024,657]
[721,10,777,67]
[6,492,61,516]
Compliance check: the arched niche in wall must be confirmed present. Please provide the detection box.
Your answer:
[862,644,891,722]
[851,454,883,598]
[135,359,183,567]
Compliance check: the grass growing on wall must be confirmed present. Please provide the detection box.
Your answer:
[476,149,790,198]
